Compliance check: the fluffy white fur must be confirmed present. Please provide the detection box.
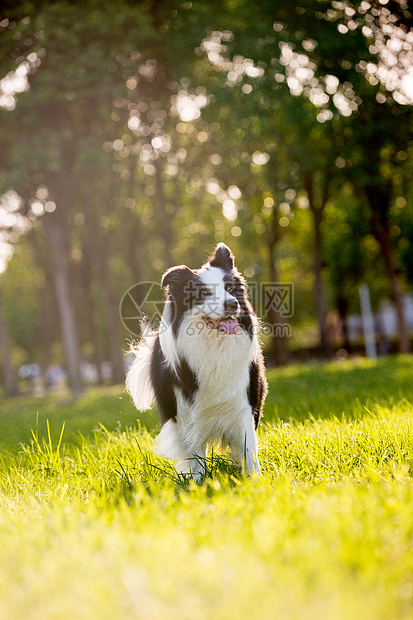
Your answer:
[154,267,261,479]
[158,300,180,375]
[125,334,155,411]
[194,266,239,319]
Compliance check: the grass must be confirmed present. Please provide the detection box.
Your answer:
[0,355,412,619]
[0,384,158,451]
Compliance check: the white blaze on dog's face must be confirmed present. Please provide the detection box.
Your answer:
[189,243,242,335]
[191,266,240,327]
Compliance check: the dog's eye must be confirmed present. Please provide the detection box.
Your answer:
[225,283,235,294]
[200,287,212,297]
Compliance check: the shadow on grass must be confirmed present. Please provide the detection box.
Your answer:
[0,385,159,452]
[112,445,243,500]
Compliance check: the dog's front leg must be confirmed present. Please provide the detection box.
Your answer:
[176,445,207,483]
[231,414,262,476]
[190,453,207,483]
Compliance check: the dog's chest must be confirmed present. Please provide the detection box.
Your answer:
[177,320,254,406]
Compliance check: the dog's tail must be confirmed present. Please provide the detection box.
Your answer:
[125,324,156,411]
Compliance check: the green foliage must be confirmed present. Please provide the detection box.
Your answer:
[1,0,413,380]
[0,237,45,358]
[323,185,390,312]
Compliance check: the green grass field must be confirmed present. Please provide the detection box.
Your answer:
[0,355,412,619]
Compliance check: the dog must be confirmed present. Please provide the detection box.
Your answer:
[126,243,267,480]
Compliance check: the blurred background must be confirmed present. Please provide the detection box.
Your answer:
[0,0,412,399]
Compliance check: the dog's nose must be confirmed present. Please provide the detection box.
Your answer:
[224,299,239,315]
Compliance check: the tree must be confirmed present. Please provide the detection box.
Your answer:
[264,0,413,351]
[0,1,160,394]
[173,0,413,352]
[0,290,19,397]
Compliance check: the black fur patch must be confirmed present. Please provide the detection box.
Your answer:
[209,243,256,340]
[150,335,199,426]
[208,243,235,271]
[150,336,178,425]
[247,352,268,428]
[177,357,199,404]
[223,272,255,339]
[161,266,200,337]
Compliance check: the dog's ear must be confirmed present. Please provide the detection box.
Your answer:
[161,265,194,289]
[209,243,235,271]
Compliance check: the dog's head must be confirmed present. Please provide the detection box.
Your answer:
[161,243,254,336]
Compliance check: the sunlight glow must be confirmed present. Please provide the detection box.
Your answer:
[228,185,242,200]
[0,191,32,273]
[173,92,208,122]
[200,10,413,123]
[199,32,265,88]
[222,198,238,221]
[252,151,270,165]
[0,53,42,110]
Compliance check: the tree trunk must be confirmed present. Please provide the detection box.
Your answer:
[38,287,54,387]
[0,292,19,397]
[100,237,125,384]
[154,160,174,267]
[306,174,332,357]
[40,132,83,397]
[366,187,410,353]
[126,218,143,285]
[265,212,289,366]
[375,230,409,353]
[86,305,104,385]
[312,207,332,355]
[80,245,104,384]
[336,296,350,351]
[44,218,83,397]
[29,230,56,386]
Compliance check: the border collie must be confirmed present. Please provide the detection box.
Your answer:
[126,243,267,480]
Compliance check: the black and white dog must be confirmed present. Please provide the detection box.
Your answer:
[126,243,267,479]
